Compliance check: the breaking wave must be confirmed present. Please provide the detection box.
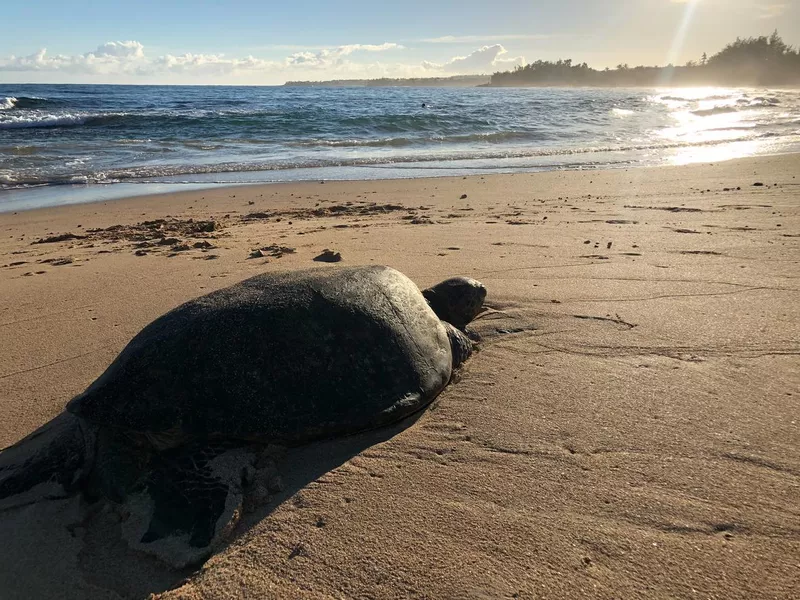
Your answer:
[0,96,64,110]
[3,131,793,190]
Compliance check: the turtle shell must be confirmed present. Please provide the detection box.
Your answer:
[67,266,452,444]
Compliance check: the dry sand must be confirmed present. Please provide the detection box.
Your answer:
[0,155,798,599]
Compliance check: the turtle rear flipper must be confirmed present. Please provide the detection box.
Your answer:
[120,442,254,568]
[0,412,92,510]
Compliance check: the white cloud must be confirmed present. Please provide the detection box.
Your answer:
[0,39,528,82]
[0,41,147,74]
[423,44,525,74]
[0,48,52,72]
[756,2,787,19]
[286,43,403,68]
[0,40,405,79]
[421,34,553,44]
[344,43,403,53]
[92,41,145,59]
[670,0,788,19]
[144,53,277,76]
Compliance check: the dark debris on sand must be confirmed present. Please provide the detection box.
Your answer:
[248,245,296,260]
[38,257,74,266]
[31,233,88,244]
[624,205,704,213]
[243,202,411,223]
[35,218,222,258]
[313,249,342,263]
[88,218,218,242]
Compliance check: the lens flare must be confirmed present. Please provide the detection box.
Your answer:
[660,0,701,85]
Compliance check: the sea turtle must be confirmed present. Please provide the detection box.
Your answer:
[0,265,486,565]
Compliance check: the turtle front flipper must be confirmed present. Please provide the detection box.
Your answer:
[120,442,255,568]
[0,412,93,510]
[443,322,473,369]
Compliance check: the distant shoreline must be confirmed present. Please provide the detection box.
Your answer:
[282,82,800,89]
[286,32,800,89]
[283,75,490,88]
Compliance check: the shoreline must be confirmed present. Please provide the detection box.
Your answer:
[1,154,798,599]
[2,150,799,216]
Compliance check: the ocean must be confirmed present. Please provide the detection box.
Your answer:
[1,84,799,212]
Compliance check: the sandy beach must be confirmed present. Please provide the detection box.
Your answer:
[0,155,798,599]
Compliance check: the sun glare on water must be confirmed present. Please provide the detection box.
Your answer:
[668,138,765,165]
[650,87,786,165]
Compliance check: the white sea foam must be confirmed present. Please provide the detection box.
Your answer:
[0,97,17,110]
[0,111,133,129]
[5,130,796,190]
[0,113,90,129]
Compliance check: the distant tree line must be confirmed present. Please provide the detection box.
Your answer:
[488,31,800,87]
[285,75,489,87]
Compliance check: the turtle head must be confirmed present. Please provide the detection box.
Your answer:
[422,276,487,331]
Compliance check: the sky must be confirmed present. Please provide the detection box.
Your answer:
[0,0,797,85]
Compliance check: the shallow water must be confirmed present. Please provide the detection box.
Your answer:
[1,84,799,211]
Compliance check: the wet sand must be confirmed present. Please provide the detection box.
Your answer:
[0,155,798,599]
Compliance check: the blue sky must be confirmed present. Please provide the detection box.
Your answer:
[1,0,797,84]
